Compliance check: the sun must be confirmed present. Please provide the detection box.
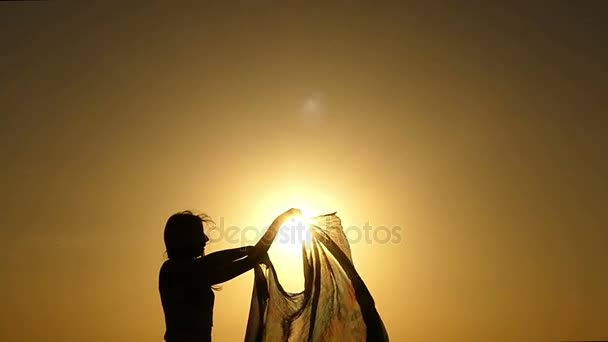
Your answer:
[252,191,335,292]
[267,207,317,292]
[275,207,316,256]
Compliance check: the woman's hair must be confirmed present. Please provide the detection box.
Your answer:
[164,211,212,260]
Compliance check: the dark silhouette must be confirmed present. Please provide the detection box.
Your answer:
[159,208,300,342]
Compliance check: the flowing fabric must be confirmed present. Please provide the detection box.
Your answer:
[245,213,389,341]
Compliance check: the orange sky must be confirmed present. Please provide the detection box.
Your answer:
[1,3,607,341]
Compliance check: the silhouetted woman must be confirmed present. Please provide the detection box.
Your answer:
[159,208,300,342]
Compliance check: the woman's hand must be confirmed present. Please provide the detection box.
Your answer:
[279,208,302,221]
[259,252,271,267]
[243,245,255,256]
[243,245,271,266]
[252,208,303,259]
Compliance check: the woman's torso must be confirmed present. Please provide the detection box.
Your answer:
[159,258,215,342]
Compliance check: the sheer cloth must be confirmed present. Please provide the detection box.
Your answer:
[245,213,389,341]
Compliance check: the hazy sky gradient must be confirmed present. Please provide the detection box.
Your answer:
[1,3,606,341]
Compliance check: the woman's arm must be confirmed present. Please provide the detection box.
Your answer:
[203,208,301,284]
[203,246,249,265]
[205,253,256,285]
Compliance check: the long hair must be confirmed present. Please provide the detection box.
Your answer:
[164,211,213,260]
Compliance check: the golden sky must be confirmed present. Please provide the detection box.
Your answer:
[1,3,607,341]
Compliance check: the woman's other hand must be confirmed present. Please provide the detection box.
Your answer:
[243,245,255,257]
[244,245,270,266]
[259,252,271,267]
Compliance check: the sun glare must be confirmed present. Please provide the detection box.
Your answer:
[276,207,315,256]
[267,207,317,292]
[253,190,336,292]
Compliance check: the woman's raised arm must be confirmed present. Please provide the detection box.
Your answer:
[203,208,301,285]
[204,247,256,285]
[251,208,301,259]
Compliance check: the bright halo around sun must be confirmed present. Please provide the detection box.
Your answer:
[255,192,334,292]
[267,207,317,292]
[275,207,316,257]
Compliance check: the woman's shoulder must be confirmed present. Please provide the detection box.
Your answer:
[159,258,214,288]
[160,259,176,271]
[159,259,185,278]
[159,259,177,282]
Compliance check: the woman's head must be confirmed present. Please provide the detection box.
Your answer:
[164,211,211,260]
